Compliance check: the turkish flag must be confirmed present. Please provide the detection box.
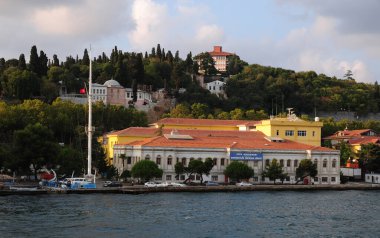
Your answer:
[80,88,86,94]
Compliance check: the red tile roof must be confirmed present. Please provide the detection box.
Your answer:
[348,136,380,145]
[108,127,265,138]
[324,129,376,139]
[152,118,260,127]
[118,133,335,153]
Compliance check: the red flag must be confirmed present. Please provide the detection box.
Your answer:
[80,88,86,94]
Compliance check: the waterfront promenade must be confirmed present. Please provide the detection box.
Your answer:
[1,182,379,195]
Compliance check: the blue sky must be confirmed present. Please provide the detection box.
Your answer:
[0,0,379,83]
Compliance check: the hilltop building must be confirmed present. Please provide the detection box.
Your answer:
[208,46,234,72]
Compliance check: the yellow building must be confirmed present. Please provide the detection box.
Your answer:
[255,116,323,147]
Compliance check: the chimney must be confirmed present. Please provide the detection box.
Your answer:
[214,46,222,53]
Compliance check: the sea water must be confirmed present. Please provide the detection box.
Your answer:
[0,191,379,238]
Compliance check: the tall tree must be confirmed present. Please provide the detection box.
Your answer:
[18,54,26,70]
[156,44,162,61]
[131,160,163,182]
[29,45,40,75]
[39,50,49,76]
[52,54,60,66]
[82,48,90,65]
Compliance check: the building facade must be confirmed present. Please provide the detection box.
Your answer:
[208,46,234,72]
[206,80,226,97]
[113,130,340,184]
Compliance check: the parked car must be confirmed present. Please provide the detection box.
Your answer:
[103,181,123,187]
[156,181,170,187]
[236,181,252,187]
[144,181,158,187]
[171,182,187,187]
[204,181,219,186]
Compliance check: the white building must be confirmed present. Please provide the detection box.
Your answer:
[113,130,340,184]
[91,83,107,104]
[365,173,380,184]
[206,80,226,97]
[125,88,153,105]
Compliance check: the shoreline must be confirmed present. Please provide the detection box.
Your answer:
[1,182,380,195]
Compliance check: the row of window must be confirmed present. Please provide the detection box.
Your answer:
[208,86,223,91]
[93,88,106,94]
[278,130,316,137]
[314,177,336,183]
[126,92,150,99]
[121,155,337,169]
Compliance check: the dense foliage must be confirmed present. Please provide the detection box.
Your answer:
[174,158,214,184]
[262,159,287,184]
[0,99,147,177]
[295,159,318,183]
[224,161,254,182]
[131,160,163,182]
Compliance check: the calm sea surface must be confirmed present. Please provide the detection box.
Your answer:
[1,190,379,238]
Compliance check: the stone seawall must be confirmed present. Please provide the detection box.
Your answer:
[1,183,379,196]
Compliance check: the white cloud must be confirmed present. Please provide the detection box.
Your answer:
[195,24,225,45]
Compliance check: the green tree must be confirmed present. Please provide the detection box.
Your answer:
[18,54,26,70]
[12,123,59,179]
[131,160,163,182]
[39,50,48,76]
[29,45,40,75]
[52,54,60,66]
[82,48,90,65]
[170,104,191,118]
[295,159,318,183]
[224,161,254,182]
[186,158,213,184]
[339,141,352,166]
[359,143,380,174]
[191,103,209,119]
[175,161,185,179]
[262,159,287,184]
[193,52,217,75]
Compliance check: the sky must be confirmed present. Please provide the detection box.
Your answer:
[0,0,379,83]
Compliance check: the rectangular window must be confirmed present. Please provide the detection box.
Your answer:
[167,157,172,165]
[297,130,307,136]
[294,160,298,167]
[156,157,161,165]
[253,161,258,167]
[312,131,315,137]
[211,176,218,181]
[180,175,185,180]
[127,92,130,98]
[331,177,336,182]
[265,159,270,167]
[314,177,318,182]
[166,175,172,181]
[276,130,279,136]
[221,158,225,166]
[332,160,336,168]
[322,177,328,182]
[127,157,131,164]
[209,86,211,90]
[280,160,284,167]
[285,130,294,136]
[323,160,327,168]
[182,158,186,166]
[286,160,291,167]
[195,175,200,180]
[213,158,217,166]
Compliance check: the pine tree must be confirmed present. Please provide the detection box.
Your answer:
[29,45,40,74]
[161,48,166,61]
[52,54,60,66]
[144,51,148,59]
[0,58,5,72]
[174,50,180,62]
[150,47,156,57]
[18,54,26,70]
[167,50,174,65]
[39,50,48,76]
[185,52,193,73]
[82,48,90,65]
[156,44,162,60]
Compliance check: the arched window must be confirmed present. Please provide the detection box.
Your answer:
[323,159,327,168]
[181,157,186,166]
[156,155,161,165]
[213,158,217,166]
[314,159,318,165]
[265,159,270,167]
[332,159,337,168]
[287,159,291,167]
[294,160,298,167]
[145,155,150,160]
[167,155,172,165]
[280,159,284,167]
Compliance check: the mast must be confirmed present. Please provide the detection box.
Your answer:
[87,47,93,176]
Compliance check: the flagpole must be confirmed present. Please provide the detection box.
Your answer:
[87,46,93,177]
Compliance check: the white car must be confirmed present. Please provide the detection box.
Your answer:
[236,181,253,186]
[156,182,170,187]
[171,182,186,187]
[144,182,157,187]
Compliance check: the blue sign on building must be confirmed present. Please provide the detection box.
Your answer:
[230,151,263,161]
